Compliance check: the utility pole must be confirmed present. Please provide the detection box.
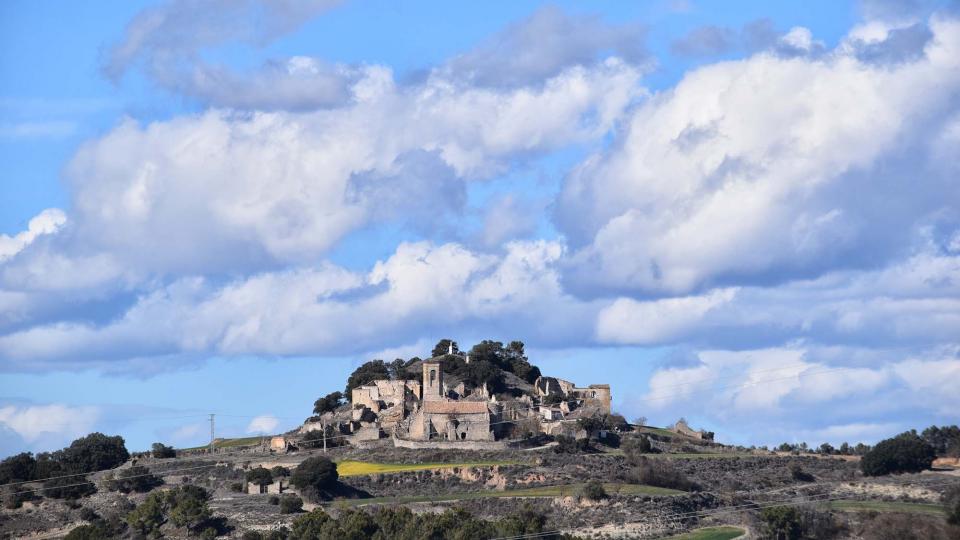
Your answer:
[208,414,215,454]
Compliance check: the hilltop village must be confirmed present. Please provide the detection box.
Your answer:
[300,339,612,449]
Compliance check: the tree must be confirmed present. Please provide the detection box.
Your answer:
[431,339,458,358]
[623,435,653,463]
[634,416,648,427]
[861,431,936,476]
[313,391,345,415]
[151,442,176,459]
[944,484,960,526]
[388,358,407,380]
[167,485,213,532]
[344,360,391,396]
[271,466,290,477]
[839,442,851,455]
[921,425,960,456]
[761,506,803,540]
[0,452,36,484]
[246,467,273,489]
[580,480,608,501]
[818,442,835,455]
[290,456,339,502]
[60,433,129,474]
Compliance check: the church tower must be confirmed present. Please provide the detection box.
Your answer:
[422,357,443,401]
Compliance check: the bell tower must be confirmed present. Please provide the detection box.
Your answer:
[422,357,443,401]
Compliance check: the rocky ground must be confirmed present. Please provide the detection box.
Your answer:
[2,436,958,539]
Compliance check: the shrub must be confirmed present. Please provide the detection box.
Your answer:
[230,482,244,493]
[630,456,695,491]
[126,484,215,536]
[246,467,273,488]
[789,462,814,482]
[861,432,936,476]
[241,532,264,540]
[106,465,163,493]
[279,495,303,514]
[554,435,591,454]
[271,466,291,477]
[580,480,608,501]
[945,485,960,526]
[622,435,653,462]
[761,506,802,540]
[268,495,280,505]
[64,524,113,540]
[289,456,338,502]
[151,442,176,459]
[78,507,100,522]
[43,475,97,500]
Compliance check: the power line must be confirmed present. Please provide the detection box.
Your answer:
[6,463,226,496]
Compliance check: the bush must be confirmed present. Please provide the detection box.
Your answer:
[271,466,291,477]
[246,466,273,488]
[289,456,338,502]
[43,475,97,500]
[127,484,215,536]
[64,524,113,540]
[861,432,936,476]
[945,485,960,526]
[622,435,653,461]
[241,532,264,540]
[630,456,695,491]
[151,442,176,459]
[279,495,303,514]
[106,465,163,493]
[761,506,803,540]
[78,507,100,522]
[268,495,280,505]
[789,462,814,482]
[230,482,244,493]
[579,480,607,501]
[554,435,591,454]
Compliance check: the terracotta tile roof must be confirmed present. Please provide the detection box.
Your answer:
[423,400,489,414]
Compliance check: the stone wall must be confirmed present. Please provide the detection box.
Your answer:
[392,436,509,451]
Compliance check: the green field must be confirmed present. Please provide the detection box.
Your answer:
[179,436,265,451]
[327,482,683,507]
[335,459,521,477]
[661,526,745,540]
[828,500,947,515]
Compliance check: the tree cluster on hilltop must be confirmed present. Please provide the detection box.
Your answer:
[338,338,542,402]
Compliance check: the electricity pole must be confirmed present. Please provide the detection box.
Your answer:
[208,414,215,454]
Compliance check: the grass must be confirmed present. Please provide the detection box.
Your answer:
[335,459,522,477]
[828,500,947,515]
[179,436,265,451]
[327,482,683,507]
[661,526,745,540]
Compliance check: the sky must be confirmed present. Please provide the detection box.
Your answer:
[0,0,958,456]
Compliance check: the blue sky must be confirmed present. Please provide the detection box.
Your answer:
[1,0,958,455]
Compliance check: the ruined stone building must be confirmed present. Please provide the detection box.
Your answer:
[301,343,612,447]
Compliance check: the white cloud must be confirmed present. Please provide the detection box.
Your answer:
[51,59,642,278]
[443,5,648,87]
[558,17,960,296]
[596,288,736,344]
[0,404,99,443]
[0,209,66,261]
[246,415,279,434]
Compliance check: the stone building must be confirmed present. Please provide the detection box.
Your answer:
[302,340,611,447]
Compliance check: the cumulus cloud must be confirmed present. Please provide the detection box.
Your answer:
[0,240,599,371]
[558,16,960,296]
[442,5,648,87]
[0,404,100,447]
[246,415,279,434]
[631,346,959,445]
[48,59,641,278]
[0,209,66,261]
[102,0,347,110]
